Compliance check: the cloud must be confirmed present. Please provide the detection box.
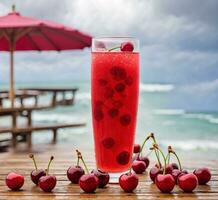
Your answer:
[0,0,218,86]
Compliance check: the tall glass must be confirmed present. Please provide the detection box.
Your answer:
[91,37,139,179]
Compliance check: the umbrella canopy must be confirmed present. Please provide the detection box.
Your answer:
[0,5,92,106]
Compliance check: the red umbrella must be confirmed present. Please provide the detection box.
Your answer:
[0,5,92,106]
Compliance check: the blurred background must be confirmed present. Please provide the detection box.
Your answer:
[0,0,218,158]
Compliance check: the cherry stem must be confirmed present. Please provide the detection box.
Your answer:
[166,153,170,165]
[46,156,54,176]
[108,46,120,52]
[29,154,37,170]
[153,144,167,175]
[174,152,182,171]
[76,153,80,166]
[139,135,150,157]
[76,150,89,174]
[168,146,182,171]
[150,133,161,165]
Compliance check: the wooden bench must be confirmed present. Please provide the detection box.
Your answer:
[0,123,85,149]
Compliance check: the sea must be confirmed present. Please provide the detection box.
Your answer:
[0,81,218,160]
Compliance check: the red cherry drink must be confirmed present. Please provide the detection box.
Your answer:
[91,48,139,172]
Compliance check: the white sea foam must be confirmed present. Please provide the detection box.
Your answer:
[161,140,218,151]
[140,83,174,92]
[183,113,218,125]
[153,109,185,115]
[33,113,86,124]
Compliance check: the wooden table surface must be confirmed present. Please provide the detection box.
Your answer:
[0,143,217,200]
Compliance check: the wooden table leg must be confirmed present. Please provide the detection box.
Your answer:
[52,92,57,107]
[12,134,17,148]
[35,96,38,106]
[52,129,57,144]
[27,132,32,149]
[12,112,17,148]
[27,111,32,148]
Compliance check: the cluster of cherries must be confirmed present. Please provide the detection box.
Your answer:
[132,133,212,193]
[5,133,212,194]
[5,154,56,192]
[4,149,138,193]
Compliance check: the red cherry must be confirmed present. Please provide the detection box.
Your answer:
[136,155,150,169]
[108,108,119,118]
[155,174,175,193]
[5,172,24,191]
[121,42,134,52]
[193,167,211,185]
[170,163,179,170]
[31,169,46,185]
[91,169,110,188]
[38,156,56,192]
[94,108,104,121]
[116,151,130,165]
[120,114,131,126]
[133,144,141,153]
[171,169,188,184]
[67,166,85,184]
[132,160,146,174]
[119,172,138,192]
[102,137,115,149]
[165,164,174,174]
[29,154,46,185]
[178,173,198,192]
[115,83,126,93]
[110,66,127,81]
[39,175,56,192]
[79,174,99,193]
[149,167,163,183]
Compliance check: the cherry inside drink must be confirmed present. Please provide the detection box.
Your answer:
[91,38,139,173]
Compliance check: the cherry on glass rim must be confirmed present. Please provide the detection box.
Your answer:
[121,42,134,52]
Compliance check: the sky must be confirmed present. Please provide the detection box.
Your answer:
[0,0,218,110]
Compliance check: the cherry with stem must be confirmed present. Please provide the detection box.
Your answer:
[153,144,175,193]
[29,154,46,185]
[119,167,139,192]
[77,150,99,193]
[38,156,56,192]
[67,150,85,184]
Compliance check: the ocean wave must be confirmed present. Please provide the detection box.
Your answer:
[33,113,86,124]
[183,113,218,124]
[153,109,185,115]
[161,140,218,151]
[140,83,174,92]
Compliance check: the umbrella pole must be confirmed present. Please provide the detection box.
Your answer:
[9,46,14,107]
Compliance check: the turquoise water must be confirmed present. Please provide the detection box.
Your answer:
[0,81,218,159]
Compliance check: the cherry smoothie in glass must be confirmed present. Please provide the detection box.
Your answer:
[91,37,139,176]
